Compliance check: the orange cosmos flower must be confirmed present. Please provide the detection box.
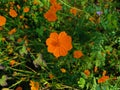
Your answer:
[73,50,83,59]
[46,31,72,58]
[23,7,30,13]
[84,69,90,77]
[29,80,39,90]
[49,74,54,79]
[8,28,16,35]
[9,9,18,17]
[70,7,77,16]
[15,86,22,90]
[50,0,56,5]
[17,38,22,43]
[0,16,6,26]
[10,60,16,66]
[44,10,57,22]
[50,2,62,12]
[98,76,109,83]
[60,68,66,73]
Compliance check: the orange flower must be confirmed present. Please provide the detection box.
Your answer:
[44,9,57,22]
[50,0,56,5]
[15,86,22,90]
[29,80,39,90]
[10,60,16,66]
[49,74,54,79]
[17,38,22,43]
[17,5,21,10]
[27,47,31,52]
[8,28,16,35]
[98,76,109,83]
[73,50,83,59]
[60,68,66,73]
[9,9,18,17]
[94,66,98,72]
[102,70,107,76]
[46,31,72,58]
[70,7,77,16]
[23,7,30,13]
[50,3,62,12]
[24,24,29,28]
[19,15,24,19]
[0,16,6,26]
[44,0,62,21]
[84,69,90,77]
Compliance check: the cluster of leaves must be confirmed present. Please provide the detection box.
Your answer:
[0,0,120,90]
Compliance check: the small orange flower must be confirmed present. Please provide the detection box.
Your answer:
[8,28,16,35]
[60,68,66,73]
[0,16,6,26]
[17,5,21,10]
[9,9,18,18]
[19,15,24,19]
[46,31,72,58]
[44,0,62,21]
[15,86,22,90]
[70,7,77,16]
[23,7,30,13]
[94,66,98,72]
[10,60,16,66]
[29,80,39,90]
[17,38,22,43]
[49,74,54,79]
[27,47,31,52]
[102,70,107,76]
[84,69,90,77]
[50,3,62,12]
[98,76,109,83]
[44,10,57,22]
[24,24,29,28]
[73,50,83,59]
[50,0,56,5]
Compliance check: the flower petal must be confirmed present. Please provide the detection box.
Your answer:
[59,47,67,56]
[53,47,60,58]
[50,32,58,40]
[46,38,56,46]
[60,36,72,51]
[47,45,56,53]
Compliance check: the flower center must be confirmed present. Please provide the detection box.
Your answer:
[52,40,60,47]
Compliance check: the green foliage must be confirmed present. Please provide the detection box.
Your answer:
[0,0,120,89]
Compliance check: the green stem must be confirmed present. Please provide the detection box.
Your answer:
[9,67,33,74]
[8,79,23,89]
[59,0,90,16]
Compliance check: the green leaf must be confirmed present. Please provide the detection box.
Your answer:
[78,77,85,88]
[36,27,44,36]
[33,53,47,69]
[19,45,27,56]
[0,75,7,86]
